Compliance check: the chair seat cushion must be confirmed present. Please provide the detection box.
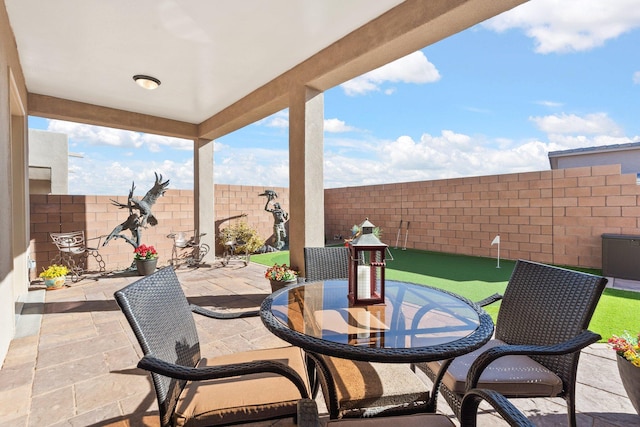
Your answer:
[326,413,454,426]
[426,339,563,397]
[321,356,429,414]
[174,346,309,427]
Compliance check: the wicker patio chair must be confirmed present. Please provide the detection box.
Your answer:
[298,388,535,426]
[304,246,350,281]
[50,230,105,281]
[114,267,311,427]
[303,247,430,419]
[415,259,607,427]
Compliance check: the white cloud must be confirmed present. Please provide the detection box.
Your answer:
[485,0,640,53]
[56,117,640,194]
[463,106,492,114]
[324,118,355,133]
[323,113,640,189]
[213,140,228,152]
[633,71,640,84]
[67,158,194,195]
[530,112,623,135]
[323,131,551,188]
[47,120,192,150]
[266,116,289,129]
[214,147,290,187]
[259,112,358,134]
[41,119,194,195]
[340,51,441,96]
[263,111,289,128]
[536,100,563,108]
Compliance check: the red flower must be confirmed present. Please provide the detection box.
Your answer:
[265,263,297,281]
[134,244,158,260]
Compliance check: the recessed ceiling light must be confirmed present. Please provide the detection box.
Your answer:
[133,75,161,90]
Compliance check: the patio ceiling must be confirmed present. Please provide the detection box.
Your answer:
[5,0,526,140]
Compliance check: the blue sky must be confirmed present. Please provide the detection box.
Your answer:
[29,0,640,195]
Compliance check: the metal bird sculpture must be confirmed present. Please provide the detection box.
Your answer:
[259,189,278,202]
[130,172,170,228]
[103,173,169,253]
[102,213,140,248]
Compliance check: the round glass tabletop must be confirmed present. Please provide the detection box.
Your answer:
[261,280,494,363]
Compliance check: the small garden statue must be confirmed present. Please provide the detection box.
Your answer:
[103,172,169,267]
[259,189,288,250]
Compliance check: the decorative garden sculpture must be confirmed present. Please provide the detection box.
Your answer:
[259,189,288,250]
[103,172,169,256]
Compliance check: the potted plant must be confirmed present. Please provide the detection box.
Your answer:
[218,220,264,265]
[39,264,69,289]
[609,331,640,415]
[134,244,159,276]
[265,263,298,292]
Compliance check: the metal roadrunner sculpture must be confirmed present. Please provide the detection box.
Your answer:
[103,172,169,253]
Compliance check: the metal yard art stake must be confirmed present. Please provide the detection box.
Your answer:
[491,235,501,268]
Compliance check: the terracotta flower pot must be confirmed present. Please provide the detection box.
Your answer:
[617,355,640,415]
[135,258,158,276]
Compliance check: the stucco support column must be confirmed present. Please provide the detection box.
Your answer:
[194,138,215,259]
[289,86,324,275]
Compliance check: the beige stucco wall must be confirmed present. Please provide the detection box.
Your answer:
[28,129,69,194]
[0,0,29,366]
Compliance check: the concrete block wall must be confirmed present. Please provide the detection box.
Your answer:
[29,164,640,276]
[324,164,640,269]
[29,185,289,277]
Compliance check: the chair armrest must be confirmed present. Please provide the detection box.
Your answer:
[466,330,600,390]
[190,303,259,319]
[138,355,309,398]
[461,388,535,427]
[475,293,502,307]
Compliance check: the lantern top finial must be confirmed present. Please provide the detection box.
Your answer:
[360,218,375,234]
[352,218,385,246]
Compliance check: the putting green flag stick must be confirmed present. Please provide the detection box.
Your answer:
[394,219,403,249]
[491,235,501,268]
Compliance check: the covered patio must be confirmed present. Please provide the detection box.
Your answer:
[1,0,530,369]
[0,263,636,426]
[2,2,638,425]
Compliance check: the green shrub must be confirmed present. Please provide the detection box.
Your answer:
[218,221,264,254]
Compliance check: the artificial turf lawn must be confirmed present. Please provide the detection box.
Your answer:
[250,248,639,343]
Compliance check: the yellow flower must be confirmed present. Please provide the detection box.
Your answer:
[39,264,69,279]
[609,331,639,368]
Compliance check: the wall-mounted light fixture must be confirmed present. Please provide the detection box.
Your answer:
[133,75,161,90]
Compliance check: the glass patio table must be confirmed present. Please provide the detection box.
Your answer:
[260,280,494,363]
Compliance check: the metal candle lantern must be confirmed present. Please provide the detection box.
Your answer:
[348,218,387,305]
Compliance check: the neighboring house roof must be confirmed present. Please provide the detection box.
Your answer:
[548,141,640,158]
[548,142,640,173]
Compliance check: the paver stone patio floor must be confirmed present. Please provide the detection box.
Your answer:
[0,261,638,426]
